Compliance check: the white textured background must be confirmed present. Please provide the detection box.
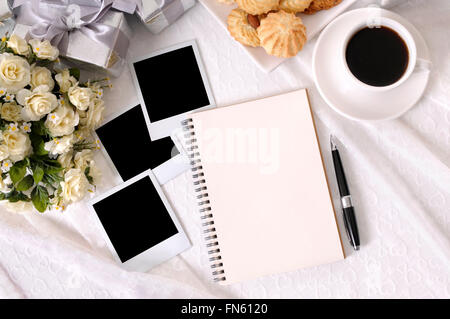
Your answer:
[0,0,449,298]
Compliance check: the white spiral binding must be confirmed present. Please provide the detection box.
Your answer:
[181,118,226,283]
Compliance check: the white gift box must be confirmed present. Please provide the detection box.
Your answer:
[138,0,196,34]
[12,1,132,77]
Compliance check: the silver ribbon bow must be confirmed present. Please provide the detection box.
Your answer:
[10,0,142,58]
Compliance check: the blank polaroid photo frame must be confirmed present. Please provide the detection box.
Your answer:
[88,170,191,272]
[95,103,190,186]
[129,40,215,141]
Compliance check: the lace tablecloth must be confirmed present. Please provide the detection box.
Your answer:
[1,0,449,298]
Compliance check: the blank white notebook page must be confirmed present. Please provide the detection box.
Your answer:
[191,89,344,284]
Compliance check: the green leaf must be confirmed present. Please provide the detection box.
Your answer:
[0,193,5,200]
[16,175,34,191]
[84,167,94,184]
[31,121,49,137]
[35,59,53,68]
[18,192,31,202]
[42,158,63,174]
[5,190,29,203]
[26,45,37,65]
[4,47,15,55]
[44,165,64,174]
[0,119,7,130]
[33,165,44,184]
[30,133,50,156]
[69,68,80,81]
[73,141,95,152]
[6,191,20,202]
[9,161,27,185]
[31,185,49,213]
[44,157,59,164]
[42,172,63,187]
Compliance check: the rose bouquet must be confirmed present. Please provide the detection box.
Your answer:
[0,35,107,213]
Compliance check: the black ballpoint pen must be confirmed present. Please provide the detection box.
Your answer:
[330,135,360,251]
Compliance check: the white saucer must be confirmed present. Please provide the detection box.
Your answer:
[312,8,431,121]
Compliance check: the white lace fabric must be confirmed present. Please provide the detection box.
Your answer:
[1,0,449,298]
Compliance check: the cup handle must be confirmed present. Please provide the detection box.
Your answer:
[414,58,432,73]
[366,4,383,28]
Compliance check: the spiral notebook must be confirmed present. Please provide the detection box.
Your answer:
[182,89,345,284]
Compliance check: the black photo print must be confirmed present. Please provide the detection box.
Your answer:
[133,45,210,122]
[92,175,179,263]
[96,105,178,181]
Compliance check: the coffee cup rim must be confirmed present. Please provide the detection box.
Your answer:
[341,16,418,92]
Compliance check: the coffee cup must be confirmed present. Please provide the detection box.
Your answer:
[341,16,431,92]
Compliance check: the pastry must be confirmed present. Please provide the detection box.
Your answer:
[227,8,260,47]
[304,0,342,14]
[278,0,313,13]
[257,11,307,57]
[236,0,279,15]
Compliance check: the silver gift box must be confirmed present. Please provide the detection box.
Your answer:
[13,4,132,77]
[138,0,196,34]
[0,0,15,36]
[0,0,12,21]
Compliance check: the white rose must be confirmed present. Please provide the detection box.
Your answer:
[30,65,54,91]
[0,144,9,161]
[44,134,74,156]
[73,127,91,142]
[45,104,79,137]
[73,149,93,171]
[0,53,31,93]
[28,39,59,61]
[68,85,94,111]
[17,85,58,121]
[73,150,101,184]
[6,35,30,57]
[2,130,32,162]
[55,69,77,93]
[1,102,22,122]
[57,150,73,169]
[79,98,104,129]
[60,168,89,204]
[88,161,101,184]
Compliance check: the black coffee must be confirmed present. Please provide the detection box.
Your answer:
[345,26,409,87]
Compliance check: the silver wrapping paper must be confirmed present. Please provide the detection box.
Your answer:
[0,0,12,21]
[0,17,15,37]
[13,8,132,77]
[138,0,196,34]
